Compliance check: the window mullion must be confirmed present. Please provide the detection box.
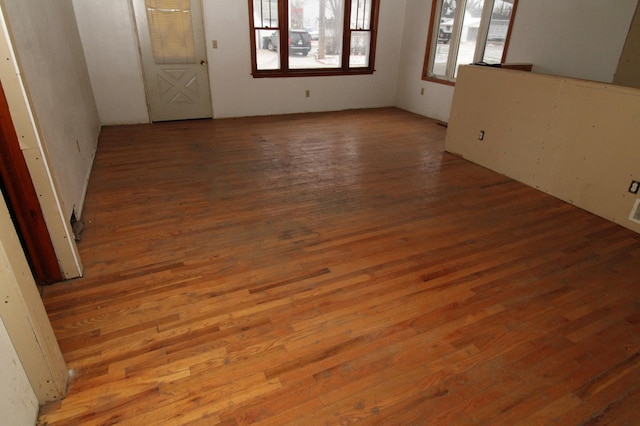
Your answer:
[445,0,466,79]
[474,0,494,63]
[280,0,289,72]
[426,0,444,79]
[343,0,352,71]
[266,0,271,26]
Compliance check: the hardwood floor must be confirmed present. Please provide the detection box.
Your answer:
[38,108,640,425]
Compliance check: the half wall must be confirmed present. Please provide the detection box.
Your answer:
[446,65,640,234]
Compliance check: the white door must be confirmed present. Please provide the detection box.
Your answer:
[132,0,212,122]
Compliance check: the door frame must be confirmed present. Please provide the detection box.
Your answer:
[0,80,62,284]
[132,0,213,122]
[0,4,82,280]
[0,192,68,404]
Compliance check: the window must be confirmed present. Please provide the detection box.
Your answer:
[423,0,518,84]
[249,0,379,77]
[145,0,196,64]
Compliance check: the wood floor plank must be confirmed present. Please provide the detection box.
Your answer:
[38,108,640,425]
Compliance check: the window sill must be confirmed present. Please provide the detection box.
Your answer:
[422,75,456,86]
[422,63,533,86]
[252,68,376,78]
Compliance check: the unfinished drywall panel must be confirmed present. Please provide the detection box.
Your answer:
[443,69,556,184]
[547,82,640,219]
[446,65,640,234]
[0,318,38,426]
[0,197,68,404]
[614,1,640,89]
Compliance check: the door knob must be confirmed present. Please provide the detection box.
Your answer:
[200,60,206,65]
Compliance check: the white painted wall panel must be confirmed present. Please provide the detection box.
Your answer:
[203,0,406,118]
[73,0,639,123]
[2,0,100,218]
[74,0,406,121]
[507,0,637,83]
[395,0,455,123]
[72,0,149,125]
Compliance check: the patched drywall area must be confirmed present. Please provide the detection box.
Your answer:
[445,65,640,234]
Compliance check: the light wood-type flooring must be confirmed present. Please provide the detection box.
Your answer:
[39,108,640,425]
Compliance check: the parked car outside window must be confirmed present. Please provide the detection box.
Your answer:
[438,18,453,44]
[263,29,312,56]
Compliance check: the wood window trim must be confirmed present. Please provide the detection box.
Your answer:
[248,0,380,78]
[422,0,519,86]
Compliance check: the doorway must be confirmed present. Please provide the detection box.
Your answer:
[0,81,62,285]
[132,0,212,122]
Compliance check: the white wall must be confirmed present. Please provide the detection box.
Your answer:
[395,0,453,123]
[0,318,38,426]
[395,0,638,123]
[2,0,100,219]
[204,0,406,118]
[74,0,406,122]
[73,0,149,125]
[507,0,637,83]
[615,2,640,88]
[75,0,638,123]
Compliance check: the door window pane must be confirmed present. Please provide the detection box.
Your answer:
[145,0,196,64]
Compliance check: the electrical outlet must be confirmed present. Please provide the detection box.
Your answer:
[212,40,218,49]
[421,88,425,95]
[478,130,485,141]
[305,90,310,98]
[629,180,640,194]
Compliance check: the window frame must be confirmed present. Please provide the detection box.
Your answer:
[422,0,519,85]
[248,0,380,78]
